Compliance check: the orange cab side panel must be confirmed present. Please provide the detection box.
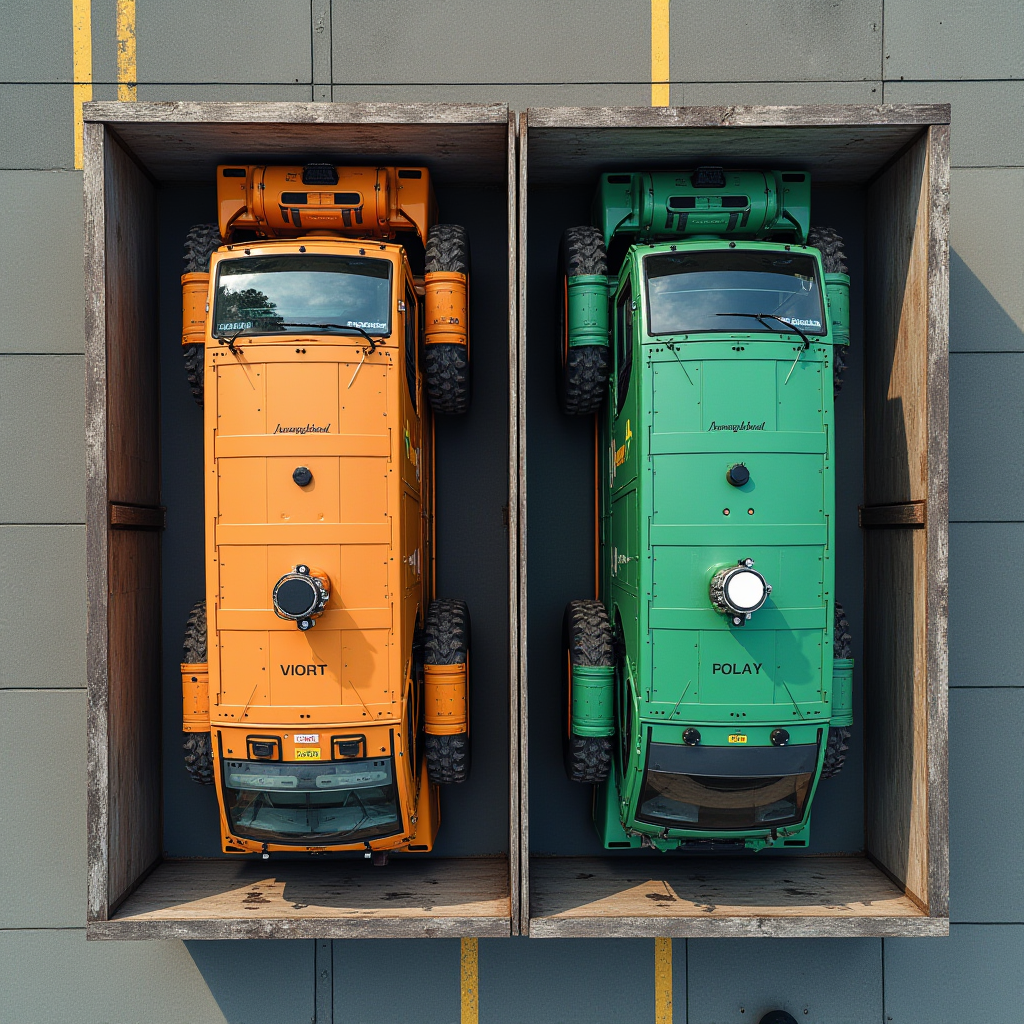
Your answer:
[201,241,433,853]
[216,165,436,247]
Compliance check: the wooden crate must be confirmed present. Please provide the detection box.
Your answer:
[516,105,950,937]
[84,101,518,939]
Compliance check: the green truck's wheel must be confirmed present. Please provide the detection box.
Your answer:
[424,598,471,784]
[562,599,614,783]
[808,225,850,397]
[822,602,854,779]
[181,599,214,786]
[559,226,609,415]
[425,224,471,415]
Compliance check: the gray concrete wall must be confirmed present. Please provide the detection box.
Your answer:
[0,1,1021,1021]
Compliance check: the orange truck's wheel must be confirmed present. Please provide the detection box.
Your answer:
[180,224,223,408]
[423,599,471,784]
[181,599,213,786]
[424,224,471,415]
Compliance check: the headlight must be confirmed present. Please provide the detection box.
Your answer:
[710,558,772,625]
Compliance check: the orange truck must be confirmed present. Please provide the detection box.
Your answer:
[178,163,472,863]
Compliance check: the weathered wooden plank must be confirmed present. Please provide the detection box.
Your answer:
[529,915,947,939]
[84,119,110,924]
[517,110,531,938]
[528,857,943,938]
[925,123,951,920]
[108,503,165,530]
[523,106,950,186]
[80,102,510,186]
[84,100,509,126]
[104,138,159,507]
[89,858,511,940]
[506,108,522,937]
[859,501,926,528]
[88,915,511,941]
[85,128,164,922]
[527,104,951,130]
[864,130,933,912]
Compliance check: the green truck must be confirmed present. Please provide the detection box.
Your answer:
[558,167,854,851]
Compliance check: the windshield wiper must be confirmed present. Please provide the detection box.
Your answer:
[269,321,381,354]
[716,312,814,384]
[213,321,382,354]
[715,312,812,349]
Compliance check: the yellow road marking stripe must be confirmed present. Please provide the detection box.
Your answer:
[461,937,479,1024]
[117,0,137,100]
[655,937,673,1023]
[72,0,92,169]
[651,0,671,107]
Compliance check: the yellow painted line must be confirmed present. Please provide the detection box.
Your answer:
[461,937,479,1024]
[655,937,673,1024]
[72,0,93,169]
[651,0,671,107]
[117,0,137,101]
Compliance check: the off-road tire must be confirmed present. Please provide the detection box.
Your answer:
[183,223,223,274]
[182,224,221,408]
[808,226,848,275]
[822,602,854,779]
[562,345,610,416]
[183,731,214,787]
[424,599,471,784]
[559,227,609,416]
[808,226,850,397]
[562,599,614,784]
[181,599,213,785]
[184,342,204,406]
[424,224,471,415]
[821,726,851,780]
[425,343,470,415]
[834,601,853,660]
[182,598,207,663]
[425,733,469,786]
[424,224,469,274]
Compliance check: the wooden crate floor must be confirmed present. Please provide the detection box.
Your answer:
[529,856,947,937]
[89,857,511,939]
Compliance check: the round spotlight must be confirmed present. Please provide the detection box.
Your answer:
[710,559,772,621]
[273,565,329,625]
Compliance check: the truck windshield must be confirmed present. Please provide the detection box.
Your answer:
[644,250,825,336]
[214,254,391,336]
[222,757,401,844]
[636,741,817,831]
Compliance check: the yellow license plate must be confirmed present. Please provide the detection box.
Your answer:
[294,747,321,760]
[728,734,747,744]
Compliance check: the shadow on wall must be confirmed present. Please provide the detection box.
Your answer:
[186,937,462,1024]
[184,940,316,1024]
[949,248,1024,352]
